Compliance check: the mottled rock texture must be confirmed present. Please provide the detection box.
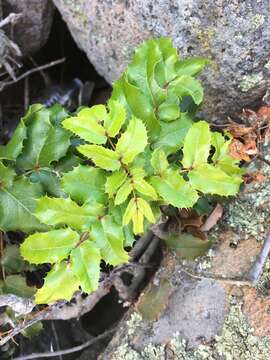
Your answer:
[53,0,270,121]
[2,0,54,55]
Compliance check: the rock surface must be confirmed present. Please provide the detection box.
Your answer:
[2,0,54,55]
[53,0,270,121]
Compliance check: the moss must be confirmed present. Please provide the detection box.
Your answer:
[239,72,264,92]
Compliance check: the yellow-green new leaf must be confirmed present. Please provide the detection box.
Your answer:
[137,198,155,223]
[62,107,107,144]
[132,207,144,234]
[36,196,103,231]
[105,170,127,198]
[182,121,211,168]
[122,197,137,226]
[91,216,129,266]
[70,241,101,293]
[21,228,79,264]
[116,117,148,164]
[151,149,169,175]
[104,100,126,137]
[61,165,107,204]
[151,169,198,208]
[35,262,79,304]
[78,144,121,171]
[114,180,133,205]
[188,163,242,196]
[133,178,157,200]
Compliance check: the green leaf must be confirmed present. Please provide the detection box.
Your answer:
[114,180,133,205]
[35,262,79,304]
[91,215,129,266]
[175,57,209,77]
[0,177,46,233]
[151,169,198,208]
[104,100,126,137]
[30,170,65,197]
[0,120,27,161]
[123,197,137,226]
[78,144,121,171]
[0,161,15,188]
[61,165,107,204]
[62,107,107,144]
[15,105,71,169]
[1,245,35,274]
[151,149,169,174]
[116,117,148,164]
[71,241,101,293]
[137,197,155,223]
[132,206,144,234]
[16,106,51,169]
[48,103,69,126]
[113,73,160,138]
[36,196,103,231]
[133,177,157,200]
[152,114,192,154]
[188,163,242,196]
[158,94,180,122]
[21,228,79,264]
[38,126,71,167]
[171,75,204,105]
[55,152,82,173]
[165,233,211,260]
[182,120,211,168]
[4,274,36,298]
[105,170,127,198]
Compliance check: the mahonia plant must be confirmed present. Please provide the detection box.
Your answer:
[0,38,245,304]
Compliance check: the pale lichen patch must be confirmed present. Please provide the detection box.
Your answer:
[239,72,264,92]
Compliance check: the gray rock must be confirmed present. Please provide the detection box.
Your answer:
[53,0,270,121]
[2,0,54,55]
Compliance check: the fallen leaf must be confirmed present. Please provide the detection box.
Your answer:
[257,106,270,120]
[200,203,223,231]
[229,139,252,161]
[165,233,211,259]
[244,171,267,184]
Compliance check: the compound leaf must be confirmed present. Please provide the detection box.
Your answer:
[188,163,242,196]
[151,169,198,208]
[36,196,103,231]
[71,241,101,293]
[61,165,107,204]
[21,228,79,264]
[104,100,126,137]
[91,216,129,266]
[105,170,127,198]
[78,144,121,171]
[133,177,157,200]
[137,197,155,223]
[116,117,148,164]
[114,180,133,205]
[35,262,79,304]
[182,120,211,168]
[62,107,107,144]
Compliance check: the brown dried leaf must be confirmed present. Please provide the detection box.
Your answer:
[244,171,267,184]
[200,203,223,231]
